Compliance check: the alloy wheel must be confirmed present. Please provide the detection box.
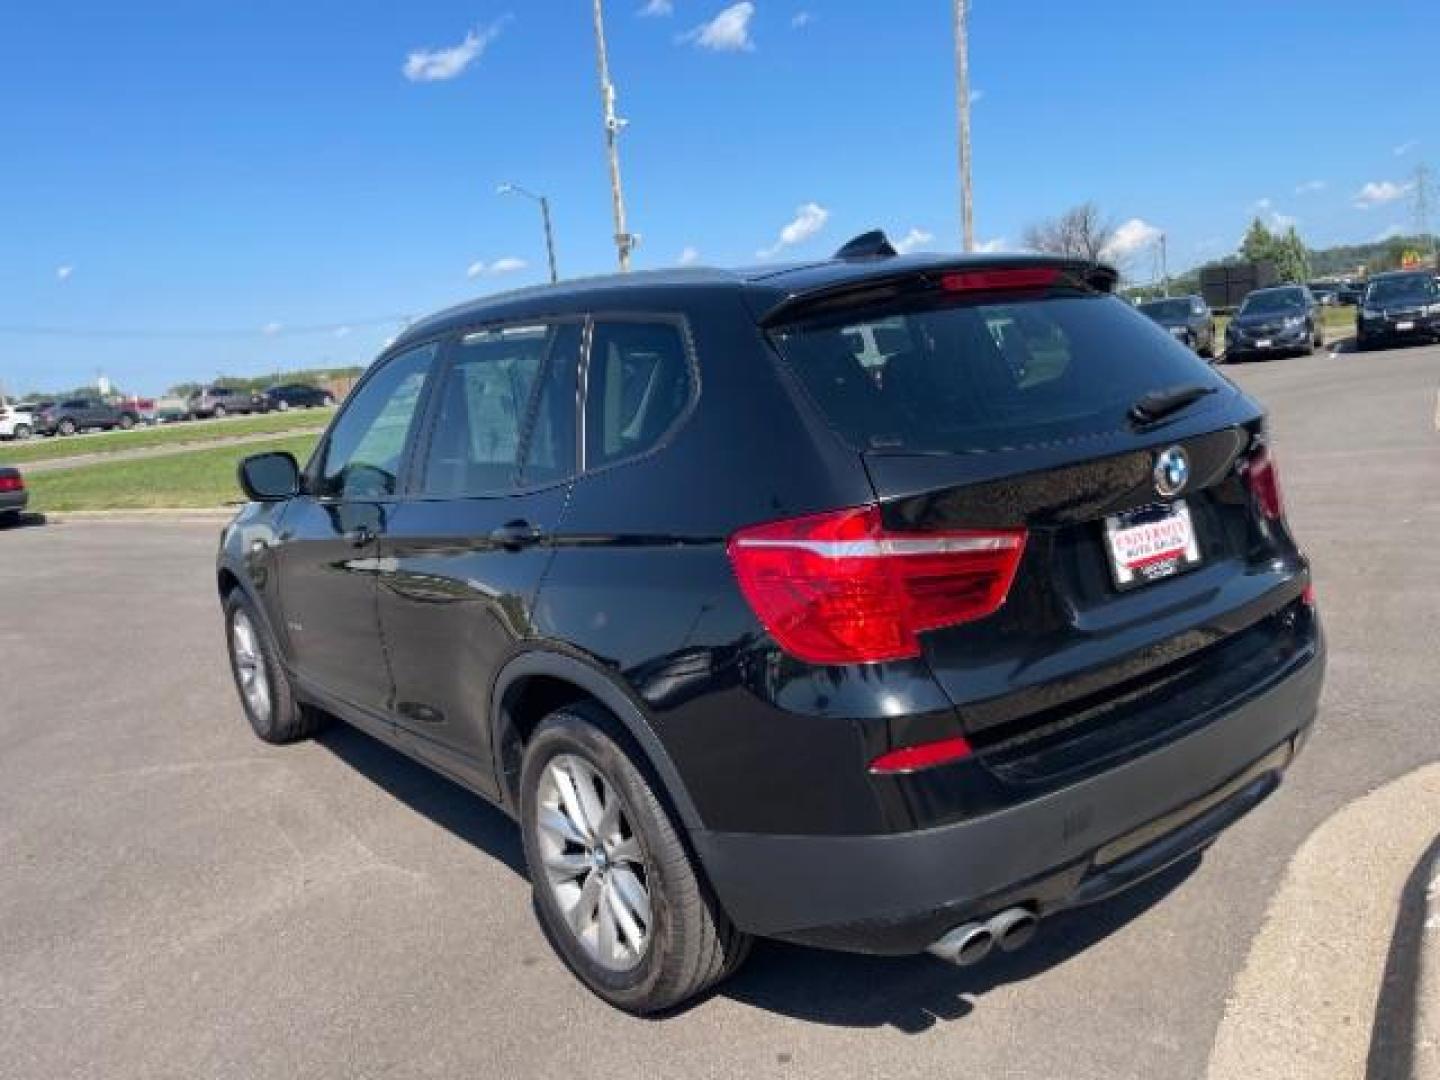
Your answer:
[230,609,272,725]
[535,753,653,972]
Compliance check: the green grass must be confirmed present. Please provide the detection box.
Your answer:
[2,408,333,465]
[25,433,321,511]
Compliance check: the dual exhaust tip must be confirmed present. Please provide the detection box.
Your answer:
[926,906,1038,967]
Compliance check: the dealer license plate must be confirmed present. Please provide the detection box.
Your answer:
[1104,501,1202,590]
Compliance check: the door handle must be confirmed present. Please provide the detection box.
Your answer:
[489,520,545,550]
[346,525,375,548]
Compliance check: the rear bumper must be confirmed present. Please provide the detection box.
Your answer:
[694,636,1324,953]
[0,489,28,514]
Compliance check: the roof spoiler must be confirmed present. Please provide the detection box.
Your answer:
[759,259,1119,327]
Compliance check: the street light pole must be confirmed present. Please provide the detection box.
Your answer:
[592,0,635,271]
[497,183,559,283]
[953,0,974,252]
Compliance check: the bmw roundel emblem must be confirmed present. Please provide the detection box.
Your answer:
[1153,446,1190,499]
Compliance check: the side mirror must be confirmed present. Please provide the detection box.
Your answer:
[238,451,300,502]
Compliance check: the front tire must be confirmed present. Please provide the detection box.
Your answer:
[223,590,324,744]
[212,404,228,419]
[12,424,30,440]
[118,413,136,430]
[57,418,77,436]
[520,705,750,1014]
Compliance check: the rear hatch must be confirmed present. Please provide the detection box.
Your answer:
[767,265,1316,786]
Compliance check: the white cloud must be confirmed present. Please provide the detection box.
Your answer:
[1374,223,1405,242]
[893,227,934,254]
[969,89,984,105]
[1294,179,1326,195]
[757,202,830,257]
[1251,197,1297,230]
[333,326,352,339]
[403,19,508,83]
[55,265,73,282]
[1394,139,1420,157]
[467,256,528,279]
[974,237,1008,253]
[678,245,701,265]
[1354,180,1412,208]
[681,2,756,51]
[261,321,283,336]
[639,0,673,15]
[1102,218,1163,260]
[791,11,813,28]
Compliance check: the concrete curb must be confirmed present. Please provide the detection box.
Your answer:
[34,508,236,523]
[1207,763,1440,1080]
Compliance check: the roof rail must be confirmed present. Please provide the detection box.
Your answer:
[832,229,897,260]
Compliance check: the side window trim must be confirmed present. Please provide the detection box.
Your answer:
[576,311,700,476]
[303,336,445,502]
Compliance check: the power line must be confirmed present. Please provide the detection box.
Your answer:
[0,314,413,341]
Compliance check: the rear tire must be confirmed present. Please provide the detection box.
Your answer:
[57,418,77,436]
[118,413,135,430]
[223,590,324,744]
[212,404,228,419]
[520,704,751,1014]
[12,424,30,440]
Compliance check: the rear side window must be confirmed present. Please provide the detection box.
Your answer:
[419,323,578,497]
[770,293,1226,454]
[584,320,693,468]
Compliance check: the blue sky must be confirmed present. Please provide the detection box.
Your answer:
[2,1,1435,396]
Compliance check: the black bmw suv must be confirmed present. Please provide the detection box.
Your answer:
[1356,269,1440,350]
[218,233,1324,1013]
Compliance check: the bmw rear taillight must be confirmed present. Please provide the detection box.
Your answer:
[727,505,1027,665]
[0,474,24,493]
[1243,444,1285,520]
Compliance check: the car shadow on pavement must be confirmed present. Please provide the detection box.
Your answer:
[717,853,1199,1033]
[315,721,528,877]
[312,719,1198,1032]
[2,512,49,529]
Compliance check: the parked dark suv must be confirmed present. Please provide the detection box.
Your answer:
[262,383,335,411]
[1136,294,1216,357]
[1224,285,1324,362]
[1356,270,1440,350]
[218,234,1324,1014]
[33,396,142,436]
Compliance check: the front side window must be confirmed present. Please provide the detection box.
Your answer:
[584,320,694,468]
[419,323,578,497]
[315,342,435,500]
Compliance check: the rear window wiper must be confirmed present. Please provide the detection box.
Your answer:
[1128,383,1218,426]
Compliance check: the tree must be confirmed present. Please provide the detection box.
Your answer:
[1023,202,1116,262]
[1238,217,1310,283]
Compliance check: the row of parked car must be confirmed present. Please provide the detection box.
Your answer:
[1137,268,1440,363]
[0,382,335,440]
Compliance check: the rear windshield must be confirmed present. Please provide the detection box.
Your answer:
[1139,299,1190,320]
[769,293,1227,454]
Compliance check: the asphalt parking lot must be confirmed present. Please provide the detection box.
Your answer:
[2,342,1437,1079]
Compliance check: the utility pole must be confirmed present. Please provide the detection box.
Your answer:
[1159,232,1169,296]
[952,0,974,252]
[1412,163,1437,266]
[497,183,559,283]
[592,0,636,271]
